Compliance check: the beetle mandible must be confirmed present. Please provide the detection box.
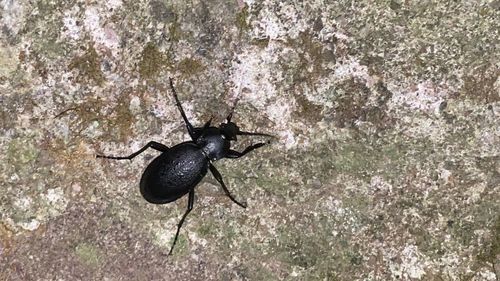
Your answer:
[97,78,273,255]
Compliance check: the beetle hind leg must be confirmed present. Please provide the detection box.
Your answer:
[169,189,195,255]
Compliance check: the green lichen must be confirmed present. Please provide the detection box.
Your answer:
[277,230,320,268]
[250,37,270,48]
[333,142,380,178]
[169,234,188,256]
[7,138,39,172]
[149,0,176,23]
[333,137,431,182]
[107,93,134,143]
[197,218,216,237]
[235,4,250,31]
[283,31,336,86]
[68,45,105,85]
[478,215,500,267]
[249,165,292,198]
[169,21,182,42]
[329,80,394,131]
[75,243,103,268]
[177,58,204,76]
[0,44,19,79]
[239,266,278,281]
[462,63,499,103]
[19,0,71,60]
[56,98,104,143]
[138,43,170,79]
[293,93,324,123]
[411,228,445,258]
[272,213,364,280]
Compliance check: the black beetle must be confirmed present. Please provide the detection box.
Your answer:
[97,78,273,255]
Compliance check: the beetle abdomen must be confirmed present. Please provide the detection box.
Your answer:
[140,142,208,204]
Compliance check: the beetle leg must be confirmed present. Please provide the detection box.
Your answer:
[226,143,266,159]
[169,78,196,140]
[209,163,247,208]
[169,189,194,255]
[96,141,169,160]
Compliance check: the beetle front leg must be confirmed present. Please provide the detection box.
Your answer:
[226,143,266,159]
[209,163,247,208]
[96,141,169,160]
[169,189,194,255]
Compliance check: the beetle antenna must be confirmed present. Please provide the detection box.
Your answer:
[203,115,213,129]
[226,96,240,122]
[237,130,276,138]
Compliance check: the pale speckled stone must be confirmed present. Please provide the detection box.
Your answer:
[0,0,499,280]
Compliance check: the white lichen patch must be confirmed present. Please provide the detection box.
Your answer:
[84,7,101,36]
[323,195,363,234]
[0,43,19,78]
[370,175,393,194]
[129,95,141,114]
[438,252,461,280]
[464,179,488,205]
[6,187,69,232]
[63,16,81,40]
[230,44,283,108]
[265,95,293,128]
[105,0,123,10]
[399,116,448,142]
[389,245,429,280]
[312,57,378,110]
[230,43,301,148]
[43,187,69,217]
[473,117,500,157]
[384,80,455,142]
[152,227,172,249]
[150,219,173,248]
[1,0,25,35]
[254,9,286,40]
[248,0,308,40]
[477,269,498,281]
[333,57,375,86]
[17,218,40,231]
[388,81,449,115]
[278,129,297,150]
[61,5,82,41]
[84,7,120,50]
[13,196,33,211]
[188,231,208,248]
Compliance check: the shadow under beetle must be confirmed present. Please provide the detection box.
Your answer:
[97,78,273,255]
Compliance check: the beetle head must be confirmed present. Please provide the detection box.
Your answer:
[220,121,239,141]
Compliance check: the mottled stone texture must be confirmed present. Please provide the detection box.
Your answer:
[0,0,498,280]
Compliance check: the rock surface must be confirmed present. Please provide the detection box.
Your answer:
[0,0,498,280]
